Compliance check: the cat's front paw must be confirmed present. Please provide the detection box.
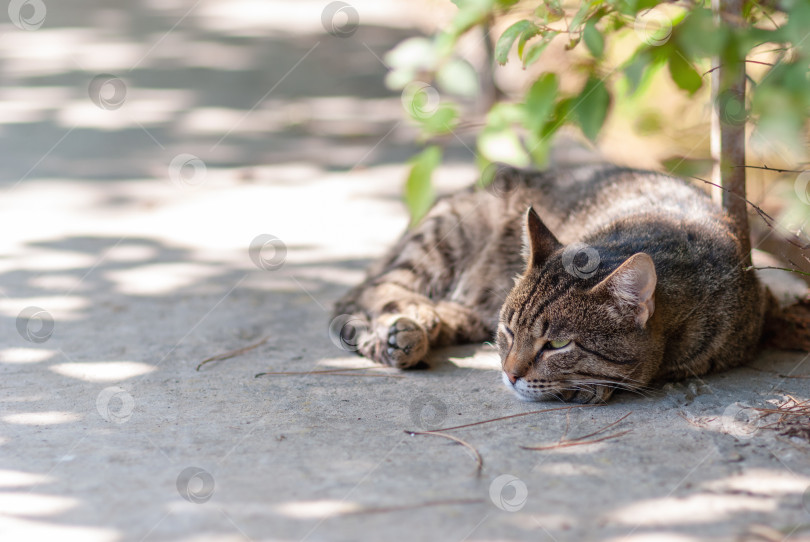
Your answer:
[380,316,429,369]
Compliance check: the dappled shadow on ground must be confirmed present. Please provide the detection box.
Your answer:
[3,218,810,541]
[0,0,478,184]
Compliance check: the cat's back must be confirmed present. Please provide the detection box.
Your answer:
[515,164,724,241]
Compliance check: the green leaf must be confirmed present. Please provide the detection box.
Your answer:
[522,36,553,68]
[537,0,564,22]
[384,37,437,74]
[524,73,558,133]
[486,101,525,130]
[525,130,552,166]
[569,1,591,31]
[583,20,604,58]
[478,128,530,166]
[447,0,495,37]
[436,58,479,97]
[622,47,666,96]
[495,20,538,65]
[517,27,540,58]
[422,105,459,135]
[405,146,441,226]
[574,77,610,141]
[667,49,702,94]
[543,97,573,138]
[675,8,725,58]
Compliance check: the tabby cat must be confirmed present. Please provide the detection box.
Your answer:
[333,154,772,403]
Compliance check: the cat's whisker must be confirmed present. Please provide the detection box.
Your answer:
[561,376,658,399]
[573,379,656,398]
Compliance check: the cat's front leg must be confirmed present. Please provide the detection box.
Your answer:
[334,285,440,368]
[376,312,432,368]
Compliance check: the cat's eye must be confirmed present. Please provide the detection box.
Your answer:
[547,339,571,349]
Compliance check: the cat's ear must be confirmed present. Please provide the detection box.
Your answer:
[524,206,562,270]
[592,253,657,327]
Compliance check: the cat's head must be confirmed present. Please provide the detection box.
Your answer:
[497,207,660,404]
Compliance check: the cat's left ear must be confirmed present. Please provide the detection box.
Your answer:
[592,253,657,327]
[524,206,562,270]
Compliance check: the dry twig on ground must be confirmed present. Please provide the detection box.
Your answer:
[755,395,810,442]
[255,367,404,378]
[520,412,633,451]
[196,336,270,371]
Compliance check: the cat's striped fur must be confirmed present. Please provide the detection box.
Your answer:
[334,160,772,403]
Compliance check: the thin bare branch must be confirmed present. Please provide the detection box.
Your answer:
[197,336,270,371]
[425,404,599,432]
[568,412,632,442]
[521,430,632,451]
[732,164,807,173]
[255,368,404,378]
[702,59,775,77]
[520,412,633,451]
[690,175,810,251]
[343,498,484,516]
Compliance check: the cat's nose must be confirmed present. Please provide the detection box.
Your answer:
[506,371,519,384]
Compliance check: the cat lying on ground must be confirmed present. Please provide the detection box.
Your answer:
[333,157,773,403]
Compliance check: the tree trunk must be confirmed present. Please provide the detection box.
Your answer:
[711,0,752,267]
